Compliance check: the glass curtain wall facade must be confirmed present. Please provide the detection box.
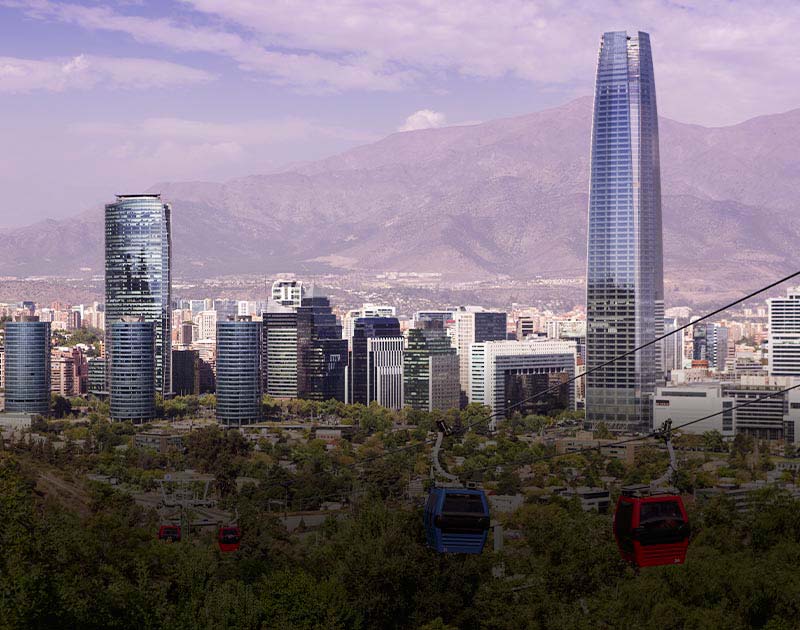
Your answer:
[216,318,263,425]
[4,319,51,414]
[586,31,664,431]
[296,296,348,402]
[263,307,299,398]
[109,319,156,422]
[350,317,401,405]
[105,194,172,394]
[404,324,460,411]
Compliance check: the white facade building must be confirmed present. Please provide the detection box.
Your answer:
[469,339,576,428]
[452,307,507,396]
[367,337,404,411]
[653,383,734,436]
[768,288,800,377]
[194,310,217,341]
[271,280,304,309]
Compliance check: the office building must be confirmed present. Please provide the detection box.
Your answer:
[661,317,683,376]
[271,280,304,309]
[469,339,577,427]
[297,293,348,402]
[724,376,794,441]
[693,323,729,371]
[88,358,106,397]
[516,316,536,340]
[4,317,51,414]
[105,194,172,394]
[363,337,405,410]
[194,310,217,341]
[172,349,200,396]
[216,317,262,425]
[109,318,156,422]
[343,304,397,348]
[350,317,401,405]
[404,323,460,412]
[263,303,299,398]
[586,31,664,430]
[653,383,734,436]
[453,308,507,395]
[768,288,800,377]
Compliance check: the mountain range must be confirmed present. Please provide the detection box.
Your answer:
[2,96,798,305]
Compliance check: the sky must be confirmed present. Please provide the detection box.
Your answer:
[1,0,800,227]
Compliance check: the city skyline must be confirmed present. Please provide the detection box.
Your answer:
[3,6,800,624]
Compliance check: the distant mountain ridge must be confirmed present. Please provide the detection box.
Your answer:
[2,96,799,305]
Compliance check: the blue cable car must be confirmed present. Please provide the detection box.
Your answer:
[424,488,490,554]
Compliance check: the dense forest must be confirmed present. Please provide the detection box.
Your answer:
[3,450,800,630]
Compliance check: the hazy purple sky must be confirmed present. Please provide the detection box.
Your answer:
[1,0,799,227]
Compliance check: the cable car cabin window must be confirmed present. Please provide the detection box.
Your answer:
[636,500,687,546]
[614,501,635,554]
[442,493,485,514]
[614,501,634,537]
[640,500,683,523]
[220,529,239,544]
[435,493,489,535]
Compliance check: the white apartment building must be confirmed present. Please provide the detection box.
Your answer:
[194,310,217,341]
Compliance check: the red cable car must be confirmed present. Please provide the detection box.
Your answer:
[218,526,241,553]
[157,524,181,543]
[613,485,690,568]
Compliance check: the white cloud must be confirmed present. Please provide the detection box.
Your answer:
[398,110,447,132]
[2,0,415,92]
[0,54,213,92]
[5,0,800,122]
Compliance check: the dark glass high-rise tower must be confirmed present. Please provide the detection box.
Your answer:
[586,31,664,431]
[296,294,347,402]
[105,194,172,394]
[350,317,401,405]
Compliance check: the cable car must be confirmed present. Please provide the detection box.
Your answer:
[613,485,690,568]
[424,488,490,554]
[157,524,181,543]
[218,526,241,553]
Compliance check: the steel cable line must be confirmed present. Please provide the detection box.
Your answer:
[464,382,800,478]
[455,267,800,436]
[254,269,800,494]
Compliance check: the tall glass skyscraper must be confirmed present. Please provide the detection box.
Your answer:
[297,294,348,402]
[4,318,51,414]
[105,194,172,394]
[216,317,263,426]
[109,318,156,423]
[586,31,664,431]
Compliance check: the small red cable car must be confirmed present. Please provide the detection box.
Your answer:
[218,526,241,553]
[613,485,690,568]
[157,525,181,543]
